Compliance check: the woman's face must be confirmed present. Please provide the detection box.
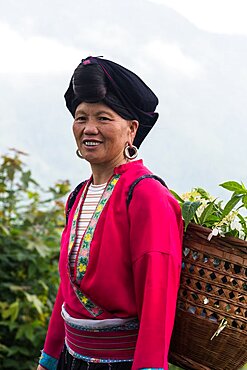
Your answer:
[73,102,138,167]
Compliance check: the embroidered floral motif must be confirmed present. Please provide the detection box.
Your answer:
[75,289,103,316]
[68,175,120,317]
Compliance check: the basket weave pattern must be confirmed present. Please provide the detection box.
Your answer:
[169,223,247,370]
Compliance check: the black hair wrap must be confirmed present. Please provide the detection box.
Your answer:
[64,56,159,148]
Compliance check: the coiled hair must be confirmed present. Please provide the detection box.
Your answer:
[71,63,133,120]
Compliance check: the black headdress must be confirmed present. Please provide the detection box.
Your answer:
[64,56,159,148]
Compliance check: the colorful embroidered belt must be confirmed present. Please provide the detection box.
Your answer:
[61,305,139,363]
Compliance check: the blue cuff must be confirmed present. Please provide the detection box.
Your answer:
[140,368,164,370]
[39,350,58,370]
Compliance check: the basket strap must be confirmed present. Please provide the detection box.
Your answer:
[66,181,86,224]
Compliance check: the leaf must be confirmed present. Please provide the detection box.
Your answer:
[4,283,31,292]
[221,195,242,218]
[237,213,247,235]
[219,181,247,194]
[24,292,43,314]
[225,229,240,238]
[194,187,210,199]
[0,302,8,311]
[9,300,19,322]
[6,166,15,181]
[199,200,217,225]
[27,241,50,257]
[24,324,35,342]
[0,343,8,354]
[170,190,184,203]
[20,170,32,188]
[243,195,247,208]
[1,300,19,322]
[182,201,201,230]
[34,243,50,258]
[203,214,222,226]
[27,190,40,201]
[0,224,10,235]
[38,279,49,292]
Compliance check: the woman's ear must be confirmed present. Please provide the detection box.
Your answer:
[129,120,139,144]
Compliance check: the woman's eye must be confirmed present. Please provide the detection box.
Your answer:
[75,116,86,122]
[98,116,111,122]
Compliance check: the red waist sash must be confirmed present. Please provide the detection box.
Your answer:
[62,306,139,363]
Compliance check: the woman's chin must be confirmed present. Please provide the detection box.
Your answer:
[83,155,104,165]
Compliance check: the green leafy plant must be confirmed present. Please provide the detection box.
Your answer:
[171,181,247,240]
[0,149,70,369]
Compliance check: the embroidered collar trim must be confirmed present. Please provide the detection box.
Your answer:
[67,174,121,317]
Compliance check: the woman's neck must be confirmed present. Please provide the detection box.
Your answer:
[90,157,128,185]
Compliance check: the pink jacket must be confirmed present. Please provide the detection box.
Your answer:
[42,160,183,370]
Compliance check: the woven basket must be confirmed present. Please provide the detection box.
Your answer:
[168,223,247,370]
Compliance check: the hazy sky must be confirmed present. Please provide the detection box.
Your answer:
[0,0,246,199]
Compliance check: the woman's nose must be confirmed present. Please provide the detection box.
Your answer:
[83,118,99,134]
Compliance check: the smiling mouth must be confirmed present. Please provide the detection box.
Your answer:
[83,140,102,147]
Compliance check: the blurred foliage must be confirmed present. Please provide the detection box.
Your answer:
[0,149,70,369]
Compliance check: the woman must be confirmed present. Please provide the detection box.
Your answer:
[37,56,183,370]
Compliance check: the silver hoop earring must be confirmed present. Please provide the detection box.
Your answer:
[124,145,138,160]
[76,149,84,159]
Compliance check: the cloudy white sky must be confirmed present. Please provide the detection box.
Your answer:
[0,0,246,199]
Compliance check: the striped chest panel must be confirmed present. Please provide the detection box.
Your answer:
[69,182,107,271]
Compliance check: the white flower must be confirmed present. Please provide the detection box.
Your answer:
[208,228,219,241]
[230,219,242,232]
[208,228,225,241]
[239,230,246,240]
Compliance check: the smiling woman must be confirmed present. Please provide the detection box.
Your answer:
[73,102,139,183]
[37,56,183,370]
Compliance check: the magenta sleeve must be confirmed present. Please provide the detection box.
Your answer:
[42,283,65,360]
[132,252,181,370]
[129,179,183,370]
